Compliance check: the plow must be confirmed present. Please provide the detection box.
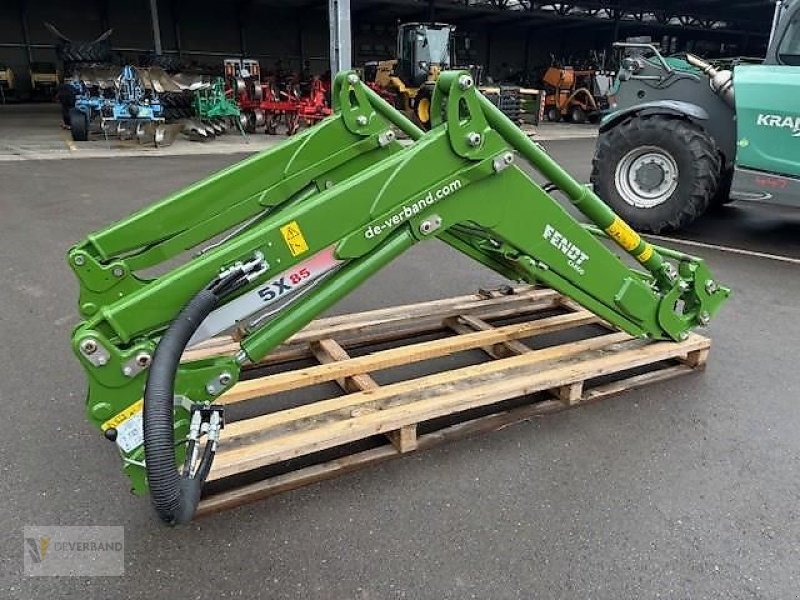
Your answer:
[188,77,245,139]
[69,65,166,145]
[68,70,729,524]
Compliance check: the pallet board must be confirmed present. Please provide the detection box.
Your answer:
[187,286,711,517]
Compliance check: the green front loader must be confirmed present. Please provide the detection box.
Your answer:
[68,70,729,524]
[592,0,800,232]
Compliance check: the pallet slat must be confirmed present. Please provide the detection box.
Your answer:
[209,334,707,480]
[196,363,699,517]
[219,310,601,405]
[214,331,633,446]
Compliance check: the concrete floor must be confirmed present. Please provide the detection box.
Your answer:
[0,103,598,161]
[1,140,799,599]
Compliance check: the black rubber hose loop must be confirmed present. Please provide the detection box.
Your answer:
[143,288,218,525]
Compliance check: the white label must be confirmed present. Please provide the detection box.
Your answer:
[115,409,143,453]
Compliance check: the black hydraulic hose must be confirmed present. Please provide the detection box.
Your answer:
[143,271,242,525]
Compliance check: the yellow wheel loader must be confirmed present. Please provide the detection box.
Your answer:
[364,22,528,129]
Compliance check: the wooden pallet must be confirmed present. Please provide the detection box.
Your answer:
[185,286,711,517]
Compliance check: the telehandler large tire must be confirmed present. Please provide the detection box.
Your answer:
[711,167,735,207]
[591,115,721,233]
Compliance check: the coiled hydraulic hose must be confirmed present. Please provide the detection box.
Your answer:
[143,269,246,525]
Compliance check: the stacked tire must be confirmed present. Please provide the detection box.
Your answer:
[498,86,522,121]
[56,41,112,64]
[139,53,181,73]
[160,91,194,122]
[482,87,523,122]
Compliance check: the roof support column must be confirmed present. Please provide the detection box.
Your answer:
[329,0,352,77]
[149,0,163,55]
[171,0,182,61]
[19,0,33,65]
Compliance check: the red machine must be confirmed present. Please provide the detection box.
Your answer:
[230,75,331,136]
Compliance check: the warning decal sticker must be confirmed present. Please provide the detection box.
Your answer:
[280,220,310,257]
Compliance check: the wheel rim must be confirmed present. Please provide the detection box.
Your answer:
[614,146,679,208]
[416,97,430,124]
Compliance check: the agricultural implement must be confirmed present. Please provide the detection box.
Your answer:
[0,64,14,102]
[68,70,729,525]
[29,62,60,101]
[189,77,244,139]
[69,65,166,145]
[235,76,331,135]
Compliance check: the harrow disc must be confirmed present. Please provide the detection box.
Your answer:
[285,111,300,136]
[241,111,255,133]
[254,109,265,128]
[154,124,166,147]
[264,113,277,135]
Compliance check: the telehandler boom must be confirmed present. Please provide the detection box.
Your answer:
[69,70,729,524]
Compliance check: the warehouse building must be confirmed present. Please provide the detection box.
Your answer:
[0,0,776,97]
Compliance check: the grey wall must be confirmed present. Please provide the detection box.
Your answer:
[0,0,332,94]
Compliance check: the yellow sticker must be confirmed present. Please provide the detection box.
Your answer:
[101,398,143,432]
[605,217,641,252]
[280,220,309,257]
[636,244,654,263]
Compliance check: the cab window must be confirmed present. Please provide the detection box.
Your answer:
[778,11,800,65]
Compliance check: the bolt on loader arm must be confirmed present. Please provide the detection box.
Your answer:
[68,70,729,524]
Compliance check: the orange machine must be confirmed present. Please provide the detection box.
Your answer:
[542,66,601,124]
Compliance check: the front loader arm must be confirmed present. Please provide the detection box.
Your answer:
[69,70,729,523]
[68,79,412,319]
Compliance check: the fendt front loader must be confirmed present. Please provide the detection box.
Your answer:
[69,70,729,524]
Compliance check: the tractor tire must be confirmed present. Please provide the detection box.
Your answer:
[591,115,721,233]
[570,105,587,124]
[69,109,89,141]
[546,107,561,122]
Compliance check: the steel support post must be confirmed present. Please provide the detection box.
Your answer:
[19,0,33,65]
[171,0,183,60]
[149,0,163,55]
[328,0,352,77]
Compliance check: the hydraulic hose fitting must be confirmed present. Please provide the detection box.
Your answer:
[143,262,255,525]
